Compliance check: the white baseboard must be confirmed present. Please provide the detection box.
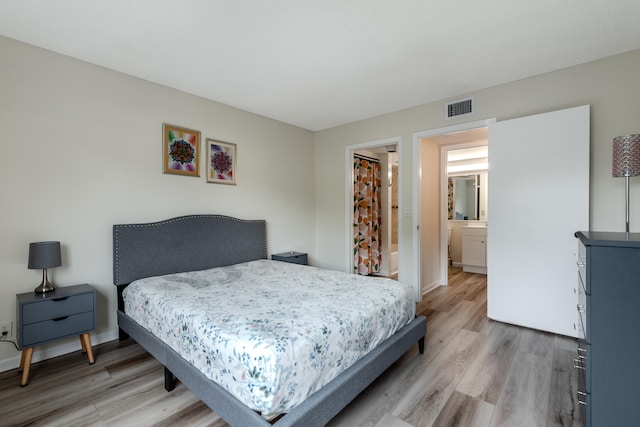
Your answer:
[0,330,119,373]
[421,280,441,296]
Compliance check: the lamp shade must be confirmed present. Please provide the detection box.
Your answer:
[612,134,640,177]
[28,241,62,269]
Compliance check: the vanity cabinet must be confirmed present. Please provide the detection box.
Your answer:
[462,226,487,274]
[574,231,640,426]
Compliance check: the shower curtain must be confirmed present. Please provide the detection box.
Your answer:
[353,156,382,275]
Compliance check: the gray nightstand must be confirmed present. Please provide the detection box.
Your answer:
[16,283,96,386]
[271,251,308,265]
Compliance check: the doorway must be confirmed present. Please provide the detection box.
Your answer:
[412,119,495,298]
[345,137,401,279]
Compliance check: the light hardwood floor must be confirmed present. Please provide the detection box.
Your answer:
[0,267,582,426]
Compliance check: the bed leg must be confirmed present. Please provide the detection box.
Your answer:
[164,367,176,392]
[418,336,425,354]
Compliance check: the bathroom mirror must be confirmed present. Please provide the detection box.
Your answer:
[448,172,487,221]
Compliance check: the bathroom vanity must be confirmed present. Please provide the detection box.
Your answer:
[461,225,487,274]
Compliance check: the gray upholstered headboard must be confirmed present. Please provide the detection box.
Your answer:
[113,214,267,286]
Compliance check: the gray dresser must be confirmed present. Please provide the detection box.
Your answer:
[574,231,640,426]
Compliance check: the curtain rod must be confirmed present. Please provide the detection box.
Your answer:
[354,153,380,163]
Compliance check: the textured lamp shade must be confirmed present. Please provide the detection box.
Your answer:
[612,134,640,177]
[28,241,61,293]
[28,241,62,269]
[612,135,640,233]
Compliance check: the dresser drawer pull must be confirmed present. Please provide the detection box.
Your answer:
[52,297,69,302]
[577,390,587,406]
[574,358,585,369]
[578,347,587,354]
[576,261,586,268]
[52,316,69,321]
[577,304,585,313]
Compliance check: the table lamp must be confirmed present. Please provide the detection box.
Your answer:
[28,241,62,293]
[612,135,640,233]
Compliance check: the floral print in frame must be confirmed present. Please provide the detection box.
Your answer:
[163,123,201,177]
[206,138,237,185]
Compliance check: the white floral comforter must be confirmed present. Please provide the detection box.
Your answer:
[123,259,415,416]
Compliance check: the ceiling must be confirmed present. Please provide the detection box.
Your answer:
[2,1,640,131]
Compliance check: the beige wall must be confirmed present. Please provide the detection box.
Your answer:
[314,49,640,294]
[420,140,441,292]
[0,36,315,368]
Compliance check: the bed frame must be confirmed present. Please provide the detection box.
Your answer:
[113,214,427,426]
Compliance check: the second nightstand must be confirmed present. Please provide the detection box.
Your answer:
[16,283,96,386]
[272,251,308,265]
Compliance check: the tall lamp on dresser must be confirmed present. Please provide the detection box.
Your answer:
[612,134,640,232]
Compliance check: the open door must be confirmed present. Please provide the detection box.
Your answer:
[487,105,590,337]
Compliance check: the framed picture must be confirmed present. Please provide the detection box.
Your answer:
[206,138,237,185]
[163,123,201,177]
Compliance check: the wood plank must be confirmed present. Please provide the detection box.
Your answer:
[391,329,484,426]
[455,321,521,404]
[547,347,583,427]
[374,413,414,427]
[489,351,553,427]
[432,390,495,427]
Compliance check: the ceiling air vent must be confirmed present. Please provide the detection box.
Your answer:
[446,97,474,119]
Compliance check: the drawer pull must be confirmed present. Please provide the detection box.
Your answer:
[52,316,69,321]
[52,297,69,302]
[578,347,587,354]
[577,304,585,313]
[573,358,585,369]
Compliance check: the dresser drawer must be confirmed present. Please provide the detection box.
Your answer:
[577,370,589,425]
[21,311,95,347]
[576,340,590,424]
[577,241,588,294]
[22,293,94,325]
[577,288,588,342]
[578,339,590,392]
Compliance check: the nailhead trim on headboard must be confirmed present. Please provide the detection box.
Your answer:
[113,215,267,285]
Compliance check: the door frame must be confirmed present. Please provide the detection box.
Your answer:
[345,136,402,277]
[412,118,496,296]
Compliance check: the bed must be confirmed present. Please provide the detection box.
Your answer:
[113,214,427,426]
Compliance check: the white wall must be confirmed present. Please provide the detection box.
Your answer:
[314,49,640,295]
[0,36,315,368]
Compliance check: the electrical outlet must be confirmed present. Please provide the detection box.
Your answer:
[0,320,13,339]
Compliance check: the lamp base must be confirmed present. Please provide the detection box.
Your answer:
[34,269,55,293]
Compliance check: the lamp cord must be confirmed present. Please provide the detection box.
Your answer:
[0,337,20,351]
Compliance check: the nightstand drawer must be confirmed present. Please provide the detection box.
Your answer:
[22,292,94,325]
[21,311,95,347]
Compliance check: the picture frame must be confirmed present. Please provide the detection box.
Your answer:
[206,138,237,185]
[163,123,201,177]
